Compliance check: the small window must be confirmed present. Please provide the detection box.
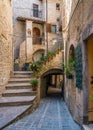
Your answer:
[33,4,38,17]
[51,25,56,33]
[56,3,60,10]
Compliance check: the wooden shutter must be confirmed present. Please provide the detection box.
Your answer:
[46,23,51,33]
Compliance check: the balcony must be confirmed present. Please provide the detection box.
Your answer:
[17,8,45,23]
[33,36,45,53]
[31,9,43,19]
[33,36,45,45]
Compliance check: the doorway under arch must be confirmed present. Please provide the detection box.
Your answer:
[40,69,63,98]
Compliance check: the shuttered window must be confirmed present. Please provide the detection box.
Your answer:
[46,23,51,33]
[51,25,56,33]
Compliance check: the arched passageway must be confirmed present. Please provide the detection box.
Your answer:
[40,69,64,98]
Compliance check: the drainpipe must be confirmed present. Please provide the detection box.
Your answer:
[46,0,48,54]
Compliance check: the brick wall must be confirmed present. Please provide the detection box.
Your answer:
[0,0,13,95]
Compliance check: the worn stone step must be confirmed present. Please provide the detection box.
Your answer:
[0,105,31,129]
[83,124,93,130]
[11,75,32,78]
[0,96,36,107]
[6,83,31,89]
[13,71,33,75]
[8,78,31,83]
[2,89,36,97]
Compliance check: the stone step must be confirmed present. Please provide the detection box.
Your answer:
[0,96,36,107]
[13,71,33,75]
[0,105,31,129]
[11,74,32,78]
[2,89,36,97]
[83,124,93,130]
[8,78,31,83]
[6,83,31,89]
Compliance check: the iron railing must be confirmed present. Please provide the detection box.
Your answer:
[16,8,44,20]
[31,9,42,19]
[33,36,45,45]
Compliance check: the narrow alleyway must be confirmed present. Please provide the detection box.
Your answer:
[4,97,81,130]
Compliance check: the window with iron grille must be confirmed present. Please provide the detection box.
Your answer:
[33,4,38,17]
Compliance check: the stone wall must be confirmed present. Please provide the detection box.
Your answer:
[0,0,13,95]
[47,0,62,50]
[63,0,93,125]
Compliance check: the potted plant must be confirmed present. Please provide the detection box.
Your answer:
[56,47,61,54]
[47,51,56,61]
[30,62,42,72]
[30,79,38,91]
[64,56,75,79]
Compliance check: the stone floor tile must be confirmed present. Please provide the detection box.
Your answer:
[4,97,81,130]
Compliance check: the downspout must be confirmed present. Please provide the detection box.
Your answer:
[46,0,48,54]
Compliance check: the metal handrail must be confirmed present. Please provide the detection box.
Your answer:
[33,36,45,45]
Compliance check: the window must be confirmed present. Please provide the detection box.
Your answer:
[33,4,38,17]
[56,3,60,10]
[51,25,56,33]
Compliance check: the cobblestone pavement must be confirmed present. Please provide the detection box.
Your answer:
[4,97,81,130]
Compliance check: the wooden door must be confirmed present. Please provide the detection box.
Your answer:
[33,27,40,44]
[88,37,93,121]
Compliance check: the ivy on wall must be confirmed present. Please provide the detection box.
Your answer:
[75,44,82,90]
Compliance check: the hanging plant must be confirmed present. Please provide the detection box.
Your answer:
[64,56,75,79]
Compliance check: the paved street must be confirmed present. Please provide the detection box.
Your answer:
[4,97,81,130]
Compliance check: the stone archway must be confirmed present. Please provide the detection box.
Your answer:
[40,68,63,98]
[69,44,75,59]
[68,44,76,117]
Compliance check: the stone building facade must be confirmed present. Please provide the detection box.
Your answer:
[0,0,13,95]
[62,0,93,125]
[12,0,62,69]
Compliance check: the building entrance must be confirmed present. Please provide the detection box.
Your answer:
[87,37,93,122]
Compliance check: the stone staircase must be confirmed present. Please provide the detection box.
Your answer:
[0,71,37,129]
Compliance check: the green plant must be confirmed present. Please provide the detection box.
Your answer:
[30,79,38,91]
[64,56,75,76]
[47,51,56,60]
[30,79,38,86]
[30,62,42,72]
[56,47,61,53]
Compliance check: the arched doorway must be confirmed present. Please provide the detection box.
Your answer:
[40,69,63,98]
[33,27,40,45]
[87,37,93,122]
[69,45,75,59]
[68,44,76,116]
